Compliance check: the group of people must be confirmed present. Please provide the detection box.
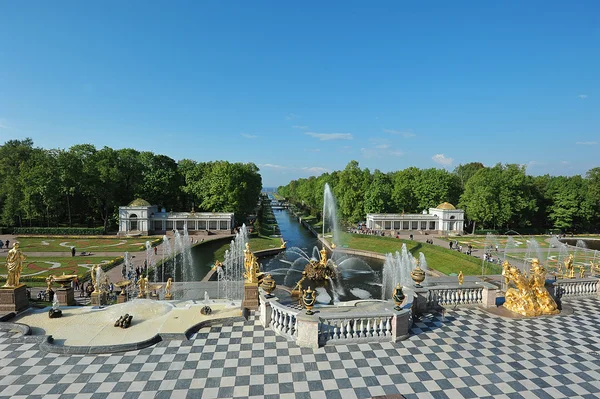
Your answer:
[0,239,9,251]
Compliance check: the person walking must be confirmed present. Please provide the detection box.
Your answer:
[0,241,3,251]
[71,247,76,257]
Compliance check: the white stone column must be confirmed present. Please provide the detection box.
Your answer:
[296,313,320,349]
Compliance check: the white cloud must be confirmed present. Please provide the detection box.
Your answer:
[241,133,257,139]
[576,141,597,145]
[432,154,454,166]
[560,160,570,165]
[305,132,353,141]
[304,148,321,152]
[259,163,330,175]
[361,146,403,159]
[578,94,588,99]
[293,125,309,130]
[286,113,300,120]
[0,119,9,129]
[384,128,415,138]
[301,166,329,174]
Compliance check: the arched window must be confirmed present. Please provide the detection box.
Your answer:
[450,215,455,220]
[130,214,138,231]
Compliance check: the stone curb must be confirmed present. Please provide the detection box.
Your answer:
[0,321,31,337]
[39,333,163,355]
[1,315,247,355]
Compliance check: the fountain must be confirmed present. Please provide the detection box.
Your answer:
[216,224,248,301]
[523,238,545,275]
[381,244,417,299]
[145,241,155,282]
[481,232,500,275]
[162,235,172,283]
[323,183,340,247]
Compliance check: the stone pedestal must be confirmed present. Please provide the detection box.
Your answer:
[0,285,29,313]
[117,294,128,304]
[150,294,159,301]
[55,287,76,306]
[165,293,173,300]
[90,291,107,306]
[296,313,320,349]
[242,282,259,310]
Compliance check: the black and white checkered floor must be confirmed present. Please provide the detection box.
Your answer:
[1,297,600,398]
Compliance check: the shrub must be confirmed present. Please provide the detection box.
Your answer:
[14,227,105,235]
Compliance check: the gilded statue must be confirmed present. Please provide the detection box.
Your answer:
[165,277,172,298]
[137,276,147,298]
[46,275,55,294]
[243,243,261,283]
[502,259,559,317]
[91,264,99,293]
[3,242,26,288]
[457,271,464,285]
[528,259,559,315]
[319,248,328,268]
[564,254,575,278]
[591,261,600,276]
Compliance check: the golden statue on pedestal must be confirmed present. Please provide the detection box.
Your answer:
[591,261,600,276]
[243,243,262,283]
[3,242,26,288]
[502,259,559,316]
[457,271,464,285]
[564,254,575,279]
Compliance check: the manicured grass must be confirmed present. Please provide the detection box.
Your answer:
[438,235,553,249]
[0,256,119,279]
[15,237,161,252]
[212,235,283,262]
[336,232,502,276]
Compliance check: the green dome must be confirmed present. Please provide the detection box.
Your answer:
[128,198,151,207]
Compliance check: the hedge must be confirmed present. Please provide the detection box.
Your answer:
[13,227,105,235]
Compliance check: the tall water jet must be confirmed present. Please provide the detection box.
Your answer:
[162,235,172,283]
[182,228,193,281]
[220,224,249,301]
[504,236,516,262]
[323,183,340,247]
[574,239,588,267]
[381,244,418,299]
[146,241,155,282]
[173,230,183,281]
[523,238,544,275]
[482,232,500,275]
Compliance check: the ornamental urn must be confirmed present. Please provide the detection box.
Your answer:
[261,274,276,297]
[392,283,405,310]
[411,265,426,288]
[302,286,316,315]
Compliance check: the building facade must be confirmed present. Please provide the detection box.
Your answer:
[366,202,465,234]
[118,199,235,236]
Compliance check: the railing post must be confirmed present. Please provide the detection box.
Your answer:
[597,279,600,297]
[391,310,410,342]
[296,313,320,349]
[474,282,497,308]
[259,292,272,328]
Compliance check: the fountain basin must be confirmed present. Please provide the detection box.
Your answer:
[11,299,242,349]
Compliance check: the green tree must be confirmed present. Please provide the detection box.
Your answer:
[364,170,391,214]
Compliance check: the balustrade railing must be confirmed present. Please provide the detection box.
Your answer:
[427,285,484,308]
[269,302,299,339]
[553,278,599,299]
[318,314,393,345]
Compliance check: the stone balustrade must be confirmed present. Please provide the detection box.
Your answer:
[259,288,415,349]
[318,313,394,345]
[424,282,497,309]
[269,301,299,340]
[552,278,600,299]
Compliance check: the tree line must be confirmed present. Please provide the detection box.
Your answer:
[277,160,600,233]
[0,139,262,231]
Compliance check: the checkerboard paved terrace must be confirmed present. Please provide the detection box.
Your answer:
[1,297,600,399]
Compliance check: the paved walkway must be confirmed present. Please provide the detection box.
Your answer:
[1,297,600,398]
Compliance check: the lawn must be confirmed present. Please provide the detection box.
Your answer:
[212,235,283,262]
[438,235,553,249]
[336,232,502,276]
[15,237,161,252]
[0,256,122,281]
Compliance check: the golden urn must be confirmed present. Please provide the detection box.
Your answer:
[115,280,132,296]
[261,274,277,297]
[302,286,316,315]
[392,283,405,310]
[411,265,426,288]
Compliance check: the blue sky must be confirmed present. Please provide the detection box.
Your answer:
[0,1,598,187]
